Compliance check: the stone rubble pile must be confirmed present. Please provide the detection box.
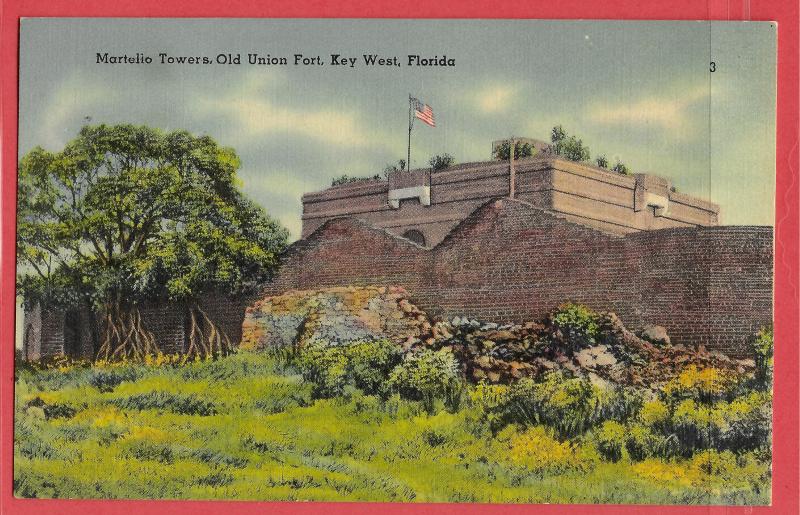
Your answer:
[421,311,752,387]
[241,286,754,388]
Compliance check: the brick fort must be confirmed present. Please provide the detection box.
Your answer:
[23,138,773,359]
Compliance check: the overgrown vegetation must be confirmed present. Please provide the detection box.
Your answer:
[612,161,631,175]
[550,126,635,176]
[751,326,773,390]
[331,174,382,186]
[15,347,770,503]
[429,153,455,171]
[493,140,535,160]
[551,302,600,352]
[14,306,772,503]
[383,159,407,175]
[551,125,590,162]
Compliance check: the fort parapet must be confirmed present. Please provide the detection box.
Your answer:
[302,153,720,247]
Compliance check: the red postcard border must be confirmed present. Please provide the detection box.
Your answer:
[1,1,797,514]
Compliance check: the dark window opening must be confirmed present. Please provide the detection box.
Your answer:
[63,310,81,357]
[402,229,426,247]
[399,198,421,208]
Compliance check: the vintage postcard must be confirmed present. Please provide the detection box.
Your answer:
[13,19,776,504]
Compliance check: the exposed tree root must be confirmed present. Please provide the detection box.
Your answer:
[95,301,231,363]
[183,303,232,361]
[95,303,159,362]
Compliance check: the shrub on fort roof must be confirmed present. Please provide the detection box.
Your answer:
[429,153,455,171]
[383,159,407,176]
[331,174,381,186]
[388,348,463,414]
[612,161,631,175]
[551,125,590,162]
[493,140,535,160]
[551,302,600,352]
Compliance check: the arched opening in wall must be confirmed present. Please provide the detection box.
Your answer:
[63,310,81,358]
[402,229,426,247]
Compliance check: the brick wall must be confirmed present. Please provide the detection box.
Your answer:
[266,198,773,357]
[26,294,255,360]
[140,301,187,355]
[24,197,772,360]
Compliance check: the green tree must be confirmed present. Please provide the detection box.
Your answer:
[493,140,534,160]
[429,153,455,171]
[17,124,289,361]
[383,159,407,177]
[612,161,631,175]
[595,155,609,168]
[551,125,566,145]
[550,126,590,162]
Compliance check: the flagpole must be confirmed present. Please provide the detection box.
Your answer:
[407,95,413,171]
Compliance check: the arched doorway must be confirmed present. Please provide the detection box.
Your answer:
[402,229,426,247]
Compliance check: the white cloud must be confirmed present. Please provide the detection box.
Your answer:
[586,85,712,134]
[193,71,374,147]
[39,74,117,148]
[469,83,521,114]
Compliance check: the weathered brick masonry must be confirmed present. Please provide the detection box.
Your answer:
[22,294,254,360]
[264,198,772,357]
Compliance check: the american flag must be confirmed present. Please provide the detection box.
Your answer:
[410,97,435,127]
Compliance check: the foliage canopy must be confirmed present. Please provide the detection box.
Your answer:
[17,124,289,359]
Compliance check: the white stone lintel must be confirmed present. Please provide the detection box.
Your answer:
[388,185,431,209]
[645,192,670,216]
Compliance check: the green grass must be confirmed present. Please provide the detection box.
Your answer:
[13,351,770,504]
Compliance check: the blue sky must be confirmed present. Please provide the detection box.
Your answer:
[18,19,777,240]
